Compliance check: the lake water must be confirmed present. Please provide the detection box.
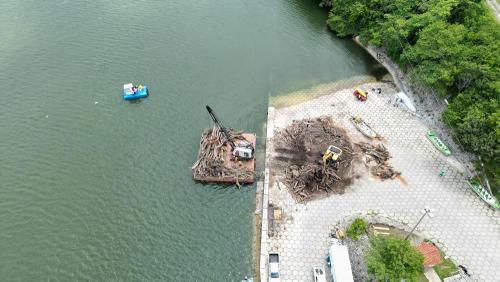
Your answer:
[0,0,380,280]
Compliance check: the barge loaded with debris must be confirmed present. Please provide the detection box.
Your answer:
[192,106,256,185]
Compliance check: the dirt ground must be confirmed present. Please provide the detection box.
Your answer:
[271,116,357,202]
[271,115,400,202]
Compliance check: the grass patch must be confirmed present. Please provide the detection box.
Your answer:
[433,257,459,279]
[417,273,429,282]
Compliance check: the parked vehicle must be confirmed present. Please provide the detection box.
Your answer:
[353,87,368,101]
[269,252,280,282]
[206,105,254,160]
[327,241,354,282]
[312,266,327,282]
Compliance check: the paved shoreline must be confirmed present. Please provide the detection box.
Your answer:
[352,37,476,174]
[258,81,500,281]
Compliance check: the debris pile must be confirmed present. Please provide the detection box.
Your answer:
[192,126,253,185]
[358,142,401,180]
[273,117,355,201]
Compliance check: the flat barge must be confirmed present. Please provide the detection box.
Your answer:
[192,106,256,185]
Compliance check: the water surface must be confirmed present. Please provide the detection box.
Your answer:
[0,0,380,280]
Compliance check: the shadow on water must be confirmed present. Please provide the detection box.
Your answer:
[0,0,392,280]
[125,98,145,105]
[291,0,388,80]
[324,33,388,81]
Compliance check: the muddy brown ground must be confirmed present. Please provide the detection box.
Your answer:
[271,116,358,201]
[271,116,400,202]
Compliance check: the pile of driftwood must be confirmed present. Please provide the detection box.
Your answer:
[357,142,401,180]
[192,126,253,184]
[273,117,355,202]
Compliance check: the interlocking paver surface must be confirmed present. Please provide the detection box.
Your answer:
[265,83,500,282]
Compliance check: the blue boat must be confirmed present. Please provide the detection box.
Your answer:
[122,83,148,100]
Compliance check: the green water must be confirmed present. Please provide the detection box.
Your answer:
[0,0,380,280]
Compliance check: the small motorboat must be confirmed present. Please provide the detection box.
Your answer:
[468,180,500,209]
[122,83,148,101]
[350,116,377,138]
[426,131,451,156]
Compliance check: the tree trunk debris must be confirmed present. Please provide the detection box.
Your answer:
[272,117,355,202]
[357,142,401,180]
[272,117,402,202]
[192,126,253,183]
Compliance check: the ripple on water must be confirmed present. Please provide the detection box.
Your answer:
[0,0,380,280]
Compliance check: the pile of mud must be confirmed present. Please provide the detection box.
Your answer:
[272,117,356,202]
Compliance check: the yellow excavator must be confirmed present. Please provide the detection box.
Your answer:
[322,145,343,170]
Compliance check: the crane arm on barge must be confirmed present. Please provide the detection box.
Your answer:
[205,105,254,160]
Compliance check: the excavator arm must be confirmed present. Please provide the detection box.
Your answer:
[205,105,254,160]
[206,105,235,150]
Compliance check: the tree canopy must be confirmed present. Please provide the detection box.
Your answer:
[324,0,500,191]
[346,218,367,240]
[365,235,425,281]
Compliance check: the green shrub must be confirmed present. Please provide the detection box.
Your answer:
[365,235,424,281]
[346,218,367,240]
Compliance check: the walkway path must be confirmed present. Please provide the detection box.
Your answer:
[425,268,443,282]
[263,83,500,281]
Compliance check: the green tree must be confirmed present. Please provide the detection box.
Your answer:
[406,21,467,96]
[324,0,500,193]
[365,236,424,281]
[346,218,367,240]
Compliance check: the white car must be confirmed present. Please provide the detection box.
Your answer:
[312,267,327,282]
[268,252,280,282]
